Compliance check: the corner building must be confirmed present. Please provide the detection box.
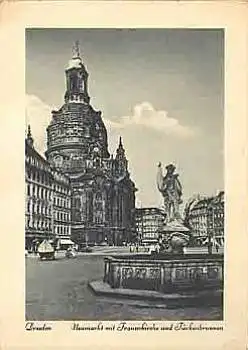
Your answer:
[135,207,164,244]
[185,191,224,247]
[25,126,71,250]
[25,128,53,249]
[45,44,136,246]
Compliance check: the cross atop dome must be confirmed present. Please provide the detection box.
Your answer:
[66,41,84,71]
[64,41,90,104]
[72,40,81,59]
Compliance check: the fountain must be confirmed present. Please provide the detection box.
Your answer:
[89,163,223,304]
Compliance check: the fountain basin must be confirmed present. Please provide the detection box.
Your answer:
[103,254,223,293]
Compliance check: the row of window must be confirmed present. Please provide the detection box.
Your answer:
[54,196,71,208]
[26,202,52,216]
[26,154,49,172]
[189,215,207,221]
[26,203,71,219]
[136,213,163,220]
[214,230,224,235]
[192,228,208,234]
[143,232,159,239]
[189,218,208,225]
[50,136,81,144]
[190,221,224,229]
[190,208,224,216]
[26,217,52,231]
[94,215,104,224]
[26,183,52,201]
[192,231,208,237]
[26,168,70,192]
[190,213,224,219]
[189,218,224,227]
[137,226,159,233]
[54,225,70,235]
[212,222,224,228]
[192,229,224,236]
[26,168,70,195]
[55,126,87,136]
[136,223,161,229]
[54,211,70,222]
[53,183,70,195]
[213,213,224,219]
[137,221,161,226]
[26,185,71,208]
[26,169,52,186]
[190,212,208,219]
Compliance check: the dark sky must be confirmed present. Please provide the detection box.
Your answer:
[26,28,224,207]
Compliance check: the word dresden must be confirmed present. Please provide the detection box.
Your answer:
[25,322,52,331]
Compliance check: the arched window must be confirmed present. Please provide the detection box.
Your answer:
[95,192,102,201]
[94,192,105,224]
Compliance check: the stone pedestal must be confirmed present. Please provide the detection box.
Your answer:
[159,219,190,254]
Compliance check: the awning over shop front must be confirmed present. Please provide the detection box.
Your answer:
[59,239,75,245]
[142,239,158,243]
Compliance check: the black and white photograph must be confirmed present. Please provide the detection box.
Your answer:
[25,28,225,322]
[1,1,248,349]
[23,27,227,324]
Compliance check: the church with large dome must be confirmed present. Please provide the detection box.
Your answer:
[44,42,137,245]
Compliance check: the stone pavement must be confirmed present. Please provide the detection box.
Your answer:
[26,253,223,320]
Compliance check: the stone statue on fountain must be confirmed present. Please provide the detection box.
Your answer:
[156,162,190,254]
[157,162,183,222]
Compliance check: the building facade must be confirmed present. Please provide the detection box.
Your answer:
[184,191,224,247]
[25,127,53,250]
[45,43,136,246]
[52,170,71,244]
[135,207,164,244]
[207,191,224,246]
[25,126,71,251]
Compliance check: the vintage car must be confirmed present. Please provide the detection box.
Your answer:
[37,240,55,260]
[65,247,77,258]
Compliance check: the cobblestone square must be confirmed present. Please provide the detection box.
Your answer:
[26,249,222,321]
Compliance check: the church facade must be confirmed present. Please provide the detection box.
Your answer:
[45,43,137,246]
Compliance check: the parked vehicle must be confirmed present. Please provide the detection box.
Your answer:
[65,247,77,258]
[38,240,55,260]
